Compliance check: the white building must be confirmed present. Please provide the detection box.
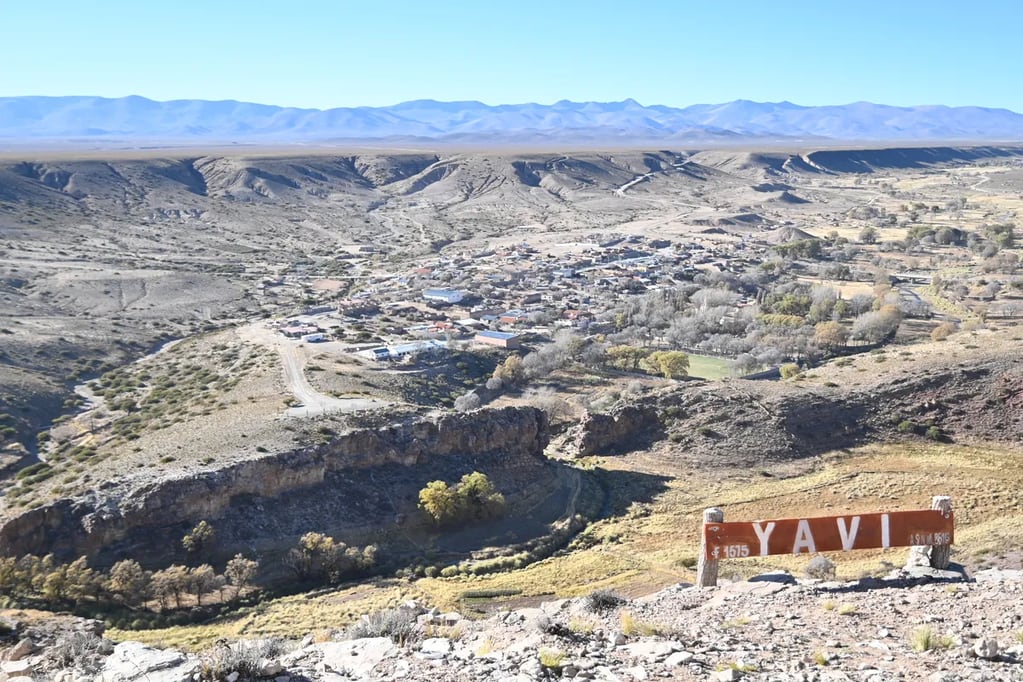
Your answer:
[359,339,448,361]
[423,288,465,304]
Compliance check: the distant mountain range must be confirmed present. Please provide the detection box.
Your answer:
[1,96,1022,144]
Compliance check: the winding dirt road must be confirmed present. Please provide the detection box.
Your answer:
[239,322,388,417]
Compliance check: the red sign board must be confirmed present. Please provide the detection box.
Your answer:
[703,509,954,559]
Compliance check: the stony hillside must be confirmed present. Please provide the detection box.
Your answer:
[3,566,1022,681]
[572,329,1023,467]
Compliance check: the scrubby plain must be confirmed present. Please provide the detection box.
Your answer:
[0,145,1021,664]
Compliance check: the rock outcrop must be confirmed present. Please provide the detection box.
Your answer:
[0,406,550,562]
[572,405,662,456]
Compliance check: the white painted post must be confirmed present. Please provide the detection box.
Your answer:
[697,507,724,587]
[930,495,953,569]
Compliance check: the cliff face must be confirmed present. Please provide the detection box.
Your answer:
[324,408,549,470]
[0,406,550,560]
[572,405,663,457]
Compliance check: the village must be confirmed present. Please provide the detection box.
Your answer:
[254,230,775,374]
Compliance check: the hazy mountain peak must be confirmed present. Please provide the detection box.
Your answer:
[1,96,1021,144]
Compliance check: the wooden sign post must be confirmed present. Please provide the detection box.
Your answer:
[697,496,954,587]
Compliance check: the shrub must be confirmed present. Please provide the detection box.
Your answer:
[461,588,522,599]
[676,555,698,570]
[47,631,105,674]
[539,648,565,670]
[897,420,917,434]
[620,611,661,636]
[568,618,596,634]
[453,391,481,412]
[199,638,291,681]
[804,554,836,580]
[837,603,857,616]
[585,589,625,614]
[347,607,418,645]
[780,363,802,379]
[909,626,954,652]
[925,425,943,441]
[930,322,957,341]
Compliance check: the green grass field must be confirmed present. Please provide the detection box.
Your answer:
[686,354,733,380]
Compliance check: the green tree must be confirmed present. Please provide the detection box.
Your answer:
[224,554,259,600]
[418,481,459,525]
[284,532,374,584]
[642,351,689,379]
[186,564,218,606]
[0,557,21,597]
[774,239,823,260]
[455,472,505,521]
[108,559,151,607]
[41,565,71,604]
[492,355,525,385]
[605,345,652,371]
[860,227,879,244]
[814,321,849,350]
[418,473,505,526]
[64,556,103,603]
[182,520,216,557]
[151,565,190,609]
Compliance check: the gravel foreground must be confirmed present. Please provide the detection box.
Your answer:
[3,567,1023,681]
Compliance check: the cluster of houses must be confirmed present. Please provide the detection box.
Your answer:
[263,233,765,363]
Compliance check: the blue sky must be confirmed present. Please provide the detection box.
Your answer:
[1,0,1019,110]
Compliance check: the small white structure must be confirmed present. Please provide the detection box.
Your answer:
[301,333,326,343]
[359,339,448,361]
[423,288,465,304]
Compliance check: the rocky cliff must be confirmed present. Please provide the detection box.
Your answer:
[568,351,1023,465]
[0,406,550,562]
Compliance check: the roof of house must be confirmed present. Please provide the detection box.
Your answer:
[388,340,448,355]
[476,330,520,340]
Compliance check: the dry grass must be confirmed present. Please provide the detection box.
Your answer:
[108,439,1023,647]
[910,625,955,652]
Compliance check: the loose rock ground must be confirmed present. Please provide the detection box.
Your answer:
[4,568,1023,681]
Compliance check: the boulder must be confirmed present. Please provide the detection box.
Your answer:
[621,640,680,661]
[973,637,1000,660]
[258,658,284,676]
[664,651,695,666]
[419,637,452,660]
[315,637,398,677]
[0,659,33,676]
[5,638,37,662]
[100,641,198,682]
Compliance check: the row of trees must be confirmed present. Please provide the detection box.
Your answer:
[608,278,901,368]
[0,553,258,610]
[604,347,690,378]
[0,520,380,614]
[283,532,377,584]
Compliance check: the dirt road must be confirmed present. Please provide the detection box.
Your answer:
[239,323,388,417]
